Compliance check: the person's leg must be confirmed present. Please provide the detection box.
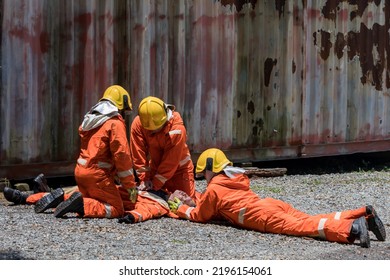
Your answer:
[56,167,126,218]
[255,198,367,246]
[119,192,169,223]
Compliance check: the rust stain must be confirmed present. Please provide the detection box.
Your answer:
[264,58,277,87]
[252,118,264,137]
[275,0,286,18]
[317,0,390,90]
[320,30,332,60]
[8,21,50,54]
[334,32,346,59]
[292,59,296,74]
[347,23,387,91]
[247,100,255,114]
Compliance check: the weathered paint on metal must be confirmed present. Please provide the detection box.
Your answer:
[1,0,390,180]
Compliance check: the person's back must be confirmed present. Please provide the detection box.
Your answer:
[58,85,137,219]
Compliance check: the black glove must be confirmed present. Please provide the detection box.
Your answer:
[118,214,135,224]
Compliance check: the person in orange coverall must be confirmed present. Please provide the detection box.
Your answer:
[130,96,196,201]
[168,148,387,248]
[3,175,182,223]
[117,189,195,224]
[51,85,137,219]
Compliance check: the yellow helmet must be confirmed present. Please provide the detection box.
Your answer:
[138,96,169,130]
[196,148,232,174]
[100,85,132,110]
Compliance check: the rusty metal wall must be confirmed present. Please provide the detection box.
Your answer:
[1,0,390,180]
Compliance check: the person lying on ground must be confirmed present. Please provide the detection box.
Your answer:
[4,174,196,223]
[168,148,387,248]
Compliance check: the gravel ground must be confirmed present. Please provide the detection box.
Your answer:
[1,168,389,260]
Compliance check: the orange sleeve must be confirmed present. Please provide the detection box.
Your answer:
[176,185,219,222]
[109,118,136,189]
[130,117,150,182]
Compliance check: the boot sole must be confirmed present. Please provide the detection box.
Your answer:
[54,192,83,218]
[34,188,64,213]
[368,213,386,241]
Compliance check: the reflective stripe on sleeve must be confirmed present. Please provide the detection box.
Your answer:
[77,158,87,166]
[155,174,168,185]
[179,155,191,166]
[136,166,151,174]
[117,169,134,178]
[318,218,328,239]
[185,207,194,219]
[169,130,182,135]
[334,212,341,220]
[238,208,246,224]
[98,161,112,169]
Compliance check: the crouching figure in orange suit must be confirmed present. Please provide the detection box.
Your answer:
[168,148,386,248]
[3,85,138,219]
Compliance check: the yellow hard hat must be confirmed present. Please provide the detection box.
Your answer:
[196,148,232,175]
[100,85,132,110]
[138,96,169,130]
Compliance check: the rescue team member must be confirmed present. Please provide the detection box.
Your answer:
[3,181,184,223]
[130,96,197,201]
[51,85,137,218]
[4,177,194,224]
[168,148,387,248]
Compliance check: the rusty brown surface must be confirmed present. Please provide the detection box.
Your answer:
[1,0,389,180]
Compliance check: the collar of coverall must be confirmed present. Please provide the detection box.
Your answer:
[81,101,119,131]
[223,166,246,178]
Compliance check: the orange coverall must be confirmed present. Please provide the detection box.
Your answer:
[123,190,175,223]
[27,187,175,222]
[74,113,136,218]
[130,111,196,200]
[175,173,367,244]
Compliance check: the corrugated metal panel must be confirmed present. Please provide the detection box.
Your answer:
[1,0,390,180]
[301,0,390,157]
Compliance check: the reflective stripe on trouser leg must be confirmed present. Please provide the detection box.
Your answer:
[334,212,341,220]
[105,204,112,218]
[318,218,328,239]
[132,211,143,222]
[238,208,246,224]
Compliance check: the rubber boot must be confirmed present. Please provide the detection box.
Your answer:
[366,205,386,241]
[54,192,84,218]
[350,217,370,248]
[33,173,51,193]
[35,188,65,213]
[3,186,29,205]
